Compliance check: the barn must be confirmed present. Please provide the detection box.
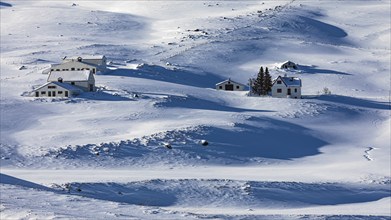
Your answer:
[216,79,246,91]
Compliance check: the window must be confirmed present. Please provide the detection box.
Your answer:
[62,69,66,71]
[277,89,282,93]
[41,91,46,94]
[56,69,60,71]
[71,68,75,71]
[77,68,81,71]
[236,86,240,89]
[35,92,39,97]
[294,88,297,92]
[86,68,90,70]
[58,91,63,94]
[51,69,54,71]
[277,81,282,84]
[219,86,222,89]
[48,86,56,89]
[71,82,75,85]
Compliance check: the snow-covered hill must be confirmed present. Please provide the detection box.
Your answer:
[1,0,390,219]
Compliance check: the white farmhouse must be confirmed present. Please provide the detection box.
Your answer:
[271,75,302,98]
[50,60,99,74]
[279,60,298,69]
[47,70,96,92]
[216,78,246,91]
[63,55,107,72]
[33,82,83,98]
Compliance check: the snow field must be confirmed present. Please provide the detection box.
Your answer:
[1,0,390,219]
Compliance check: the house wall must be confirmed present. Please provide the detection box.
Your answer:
[63,76,95,92]
[51,61,97,74]
[216,82,245,91]
[272,84,301,98]
[288,87,301,99]
[64,57,106,71]
[272,83,288,98]
[34,85,79,98]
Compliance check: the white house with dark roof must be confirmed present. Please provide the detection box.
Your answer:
[271,75,302,98]
[216,78,246,91]
[33,81,83,98]
[279,60,298,69]
[47,70,95,92]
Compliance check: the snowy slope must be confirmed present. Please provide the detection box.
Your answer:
[1,0,390,219]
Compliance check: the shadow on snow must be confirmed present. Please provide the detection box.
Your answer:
[179,117,327,160]
[105,64,225,88]
[298,65,351,75]
[313,95,390,110]
[155,95,270,113]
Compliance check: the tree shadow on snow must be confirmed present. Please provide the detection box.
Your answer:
[298,65,351,75]
[106,64,225,88]
[313,95,390,110]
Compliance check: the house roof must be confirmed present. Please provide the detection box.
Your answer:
[63,55,105,60]
[34,81,83,92]
[47,70,92,82]
[273,76,302,87]
[216,78,245,86]
[52,60,97,68]
[281,60,296,65]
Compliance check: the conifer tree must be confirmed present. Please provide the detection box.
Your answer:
[253,66,264,95]
[263,67,272,95]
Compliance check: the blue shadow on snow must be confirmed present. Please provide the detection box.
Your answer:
[106,64,225,88]
[313,95,390,110]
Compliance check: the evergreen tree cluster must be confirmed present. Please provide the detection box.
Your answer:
[249,66,272,96]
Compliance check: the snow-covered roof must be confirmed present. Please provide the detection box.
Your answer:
[47,70,91,82]
[274,76,302,87]
[216,78,245,86]
[64,55,105,60]
[34,81,83,92]
[281,60,295,65]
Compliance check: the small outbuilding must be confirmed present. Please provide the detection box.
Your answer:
[33,81,82,98]
[216,78,245,91]
[47,70,96,92]
[271,75,302,98]
[280,61,298,69]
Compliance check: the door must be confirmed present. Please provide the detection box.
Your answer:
[52,91,56,97]
[48,91,52,97]
[35,92,39,97]
[65,91,69,97]
[89,84,93,91]
[225,84,234,91]
[287,88,291,95]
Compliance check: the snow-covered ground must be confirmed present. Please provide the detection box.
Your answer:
[1,0,390,219]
